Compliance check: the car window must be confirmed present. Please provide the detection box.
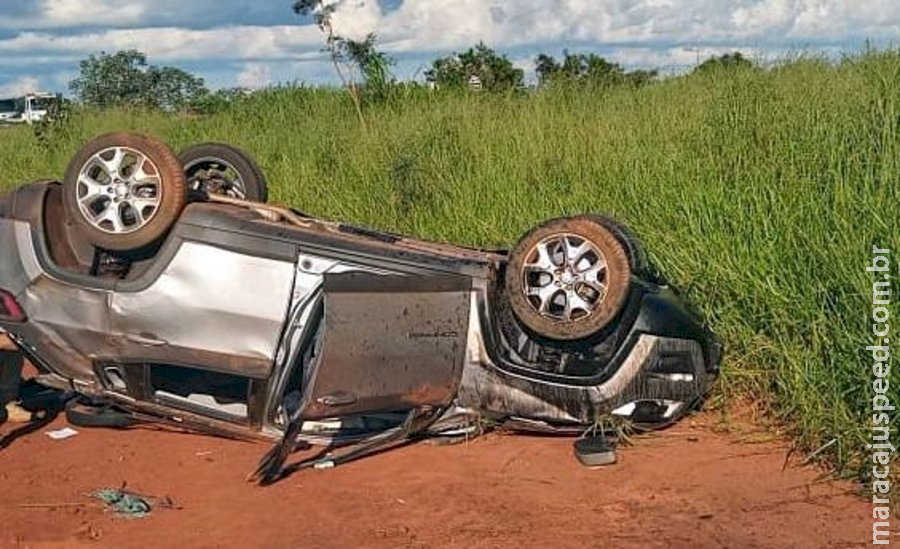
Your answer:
[0,99,16,113]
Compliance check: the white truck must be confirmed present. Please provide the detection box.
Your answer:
[0,98,18,123]
[0,93,57,124]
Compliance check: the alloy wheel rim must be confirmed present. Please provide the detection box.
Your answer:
[184,157,247,199]
[76,146,163,235]
[521,233,608,322]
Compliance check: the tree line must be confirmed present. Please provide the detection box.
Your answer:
[68,43,753,113]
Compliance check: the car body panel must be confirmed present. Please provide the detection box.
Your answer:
[111,241,295,379]
[0,220,34,301]
[1,218,114,380]
[299,272,472,419]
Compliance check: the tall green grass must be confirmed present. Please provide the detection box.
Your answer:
[0,50,897,482]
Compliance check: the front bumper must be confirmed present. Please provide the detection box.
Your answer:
[458,285,721,426]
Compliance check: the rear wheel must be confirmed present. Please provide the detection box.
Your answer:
[505,217,632,341]
[62,132,187,252]
[179,143,268,202]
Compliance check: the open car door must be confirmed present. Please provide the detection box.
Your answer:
[299,272,472,420]
[253,271,472,484]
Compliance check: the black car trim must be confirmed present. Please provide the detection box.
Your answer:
[475,286,715,388]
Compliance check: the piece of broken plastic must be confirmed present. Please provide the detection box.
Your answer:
[92,489,152,518]
[45,427,78,440]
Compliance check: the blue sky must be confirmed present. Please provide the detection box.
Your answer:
[0,0,896,97]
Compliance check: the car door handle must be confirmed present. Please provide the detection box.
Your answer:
[125,333,168,347]
[316,391,358,407]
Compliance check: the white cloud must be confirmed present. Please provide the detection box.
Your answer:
[0,0,895,92]
[607,45,762,71]
[42,0,147,27]
[237,62,273,89]
[1,0,896,49]
[0,76,41,97]
[329,0,899,52]
[0,0,148,30]
[0,25,324,62]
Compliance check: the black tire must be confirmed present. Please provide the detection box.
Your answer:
[505,216,632,341]
[179,143,268,202]
[62,132,187,252]
[582,214,648,275]
[65,400,138,429]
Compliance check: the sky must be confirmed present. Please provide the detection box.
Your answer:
[0,0,896,97]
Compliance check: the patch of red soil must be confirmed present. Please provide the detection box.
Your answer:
[1,408,882,549]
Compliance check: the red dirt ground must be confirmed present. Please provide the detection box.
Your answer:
[1,404,884,549]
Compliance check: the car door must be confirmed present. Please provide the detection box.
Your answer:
[110,238,296,381]
[297,271,472,420]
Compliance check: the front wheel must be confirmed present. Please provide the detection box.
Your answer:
[505,216,632,341]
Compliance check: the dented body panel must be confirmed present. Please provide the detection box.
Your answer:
[111,241,295,378]
[0,181,720,442]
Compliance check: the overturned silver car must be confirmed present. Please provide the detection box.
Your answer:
[0,133,720,482]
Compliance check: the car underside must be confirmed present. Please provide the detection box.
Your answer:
[0,133,721,481]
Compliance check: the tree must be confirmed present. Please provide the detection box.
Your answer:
[534,53,559,84]
[623,69,657,87]
[535,51,657,88]
[425,43,524,92]
[292,2,396,117]
[69,50,149,108]
[342,33,394,101]
[143,66,207,111]
[694,52,754,74]
[69,50,207,111]
[293,0,366,124]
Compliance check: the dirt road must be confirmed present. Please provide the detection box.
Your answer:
[1,407,880,549]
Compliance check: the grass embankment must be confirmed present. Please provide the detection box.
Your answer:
[0,50,897,483]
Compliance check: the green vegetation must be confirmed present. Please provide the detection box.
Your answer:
[0,49,897,484]
[535,51,657,88]
[426,42,525,91]
[70,50,207,111]
[695,51,755,74]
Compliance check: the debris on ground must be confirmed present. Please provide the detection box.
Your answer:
[45,427,79,440]
[5,402,31,424]
[92,489,152,518]
[91,487,180,518]
[573,436,618,467]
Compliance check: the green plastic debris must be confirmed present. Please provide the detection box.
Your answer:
[91,488,153,518]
